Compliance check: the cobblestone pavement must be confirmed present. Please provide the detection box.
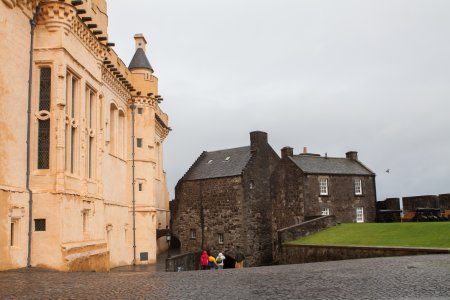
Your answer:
[1,255,449,300]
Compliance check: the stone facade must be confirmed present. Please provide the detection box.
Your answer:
[171,131,280,267]
[0,0,170,271]
[271,147,377,245]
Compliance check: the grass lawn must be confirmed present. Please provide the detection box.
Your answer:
[290,222,450,248]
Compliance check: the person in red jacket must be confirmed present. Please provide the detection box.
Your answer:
[200,250,209,270]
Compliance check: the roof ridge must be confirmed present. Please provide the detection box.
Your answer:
[205,145,250,153]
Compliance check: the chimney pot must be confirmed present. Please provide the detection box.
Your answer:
[303,146,308,154]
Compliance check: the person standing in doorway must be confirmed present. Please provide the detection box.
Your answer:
[216,252,225,270]
[235,248,245,269]
[200,250,209,270]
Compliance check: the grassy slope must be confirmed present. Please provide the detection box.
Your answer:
[290,223,450,248]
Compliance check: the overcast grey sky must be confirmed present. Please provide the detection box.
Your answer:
[108,0,450,201]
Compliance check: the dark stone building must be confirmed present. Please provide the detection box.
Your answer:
[171,131,279,267]
[271,147,377,241]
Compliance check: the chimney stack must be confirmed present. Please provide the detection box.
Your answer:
[303,147,308,154]
[250,131,268,152]
[281,147,293,159]
[134,33,147,52]
[346,151,358,161]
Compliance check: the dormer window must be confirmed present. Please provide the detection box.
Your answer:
[207,160,213,164]
[225,156,230,161]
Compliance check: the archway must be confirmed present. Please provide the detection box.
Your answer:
[223,254,236,269]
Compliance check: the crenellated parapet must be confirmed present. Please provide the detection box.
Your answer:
[38,1,76,35]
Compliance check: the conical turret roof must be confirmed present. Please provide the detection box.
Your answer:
[128,48,154,72]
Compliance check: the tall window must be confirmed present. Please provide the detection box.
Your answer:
[354,179,362,195]
[190,229,196,240]
[37,68,51,169]
[218,233,224,244]
[86,88,96,179]
[118,110,125,157]
[65,72,78,173]
[319,178,328,195]
[356,207,364,223]
[10,220,18,247]
[109,103,117,154]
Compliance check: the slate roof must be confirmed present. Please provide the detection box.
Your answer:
[128,48,154,72]
[290,155,374,175]
[184,146,252,180]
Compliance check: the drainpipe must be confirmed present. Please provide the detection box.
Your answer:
[200,182,204,250]
[373,175,378,221]
[130,100,136,265]
[26,5,40,268]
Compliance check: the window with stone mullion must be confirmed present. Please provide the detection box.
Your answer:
[65,72,78,174]
[37,68,51,169]
[86,88,96,179]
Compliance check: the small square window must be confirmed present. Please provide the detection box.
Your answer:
[34,219,46,231]
[190,229,196,240]
[138,183,143,191]
[137,138,142,148]
[249,180,255,189]
[137,107,143,114]
[218,233,224,244]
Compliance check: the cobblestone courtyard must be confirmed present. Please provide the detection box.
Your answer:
[1,255,449,299]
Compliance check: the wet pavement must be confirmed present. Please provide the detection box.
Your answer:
[1,254,449,299]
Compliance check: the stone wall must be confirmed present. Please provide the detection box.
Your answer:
[271,156,305,245]
[280,244,449,265]
[403,195,439,211]
[241,131,280,266]
[171,176,245,257]
[274,215,336,262]
[277,215,337,244]
[439,194,450,211]
[304,174,377,223]
[166,251,201,272]
[377,198,401,210]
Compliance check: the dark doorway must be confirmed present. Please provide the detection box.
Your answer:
[223,254,236,269]
[169,236,181,254]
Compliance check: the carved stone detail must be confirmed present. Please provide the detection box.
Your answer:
[39,2,76,35]
[71,15,107,59]
[101,66,130,100]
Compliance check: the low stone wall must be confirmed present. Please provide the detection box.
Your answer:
[280,244,449,265]
[166,251,201,272]
[277,215,336,245]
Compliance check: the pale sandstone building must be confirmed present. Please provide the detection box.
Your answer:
[0,0,170,271]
